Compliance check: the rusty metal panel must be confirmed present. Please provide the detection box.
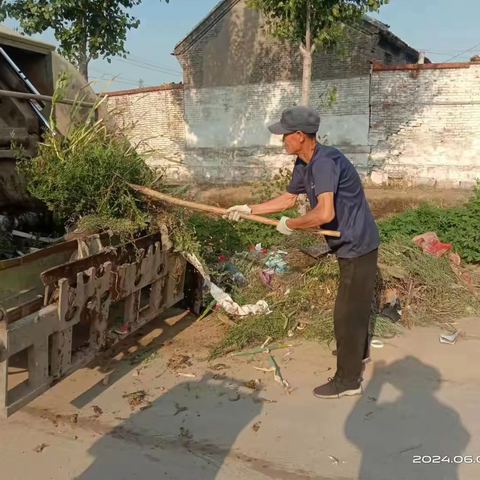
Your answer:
[0,233,191,417]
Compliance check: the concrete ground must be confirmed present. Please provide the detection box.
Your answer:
[1,310,480,480]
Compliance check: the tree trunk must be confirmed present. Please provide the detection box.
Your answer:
[78,60,89,81]
[78,12,89,81]
[297,0,313,215]
[300,0,313,106]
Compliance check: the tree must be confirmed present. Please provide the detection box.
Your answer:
[247,0,388,105]
[0,0,169,80]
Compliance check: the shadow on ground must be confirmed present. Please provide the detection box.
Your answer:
[345,355,471,480]
[76,373,262,480]
[70,308,197,410]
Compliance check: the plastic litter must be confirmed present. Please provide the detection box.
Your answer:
[264,251,289,273]
[259,270,274,290]
[370,339,384,349]
[222,262,247,286]
[439,331,460,345]
[184,253,271,317]
[412,232,452,258]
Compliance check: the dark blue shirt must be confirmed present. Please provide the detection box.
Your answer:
[286,144,379,258]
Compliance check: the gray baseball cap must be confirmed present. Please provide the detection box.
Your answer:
[268,106,320,135]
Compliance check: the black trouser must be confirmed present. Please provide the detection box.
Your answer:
[334,249,378,388]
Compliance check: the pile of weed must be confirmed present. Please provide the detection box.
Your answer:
[379,237,478,325]
[15,74,158,241]
[210,256,339,357]
[18,119,154,238]
[378,186,480,262]
[210,236,479,357]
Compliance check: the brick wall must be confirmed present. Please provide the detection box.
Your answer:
[175,0,382,89]
[106,85,186,172]
[370,62,480,188]
[106,77,371,183]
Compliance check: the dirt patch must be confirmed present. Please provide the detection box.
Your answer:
[162,316,228,359]
[366,188,467,219]
[196,186,255,208]
[194,185,468,219]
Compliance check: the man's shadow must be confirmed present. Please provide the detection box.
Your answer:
[76,373,263,480]
[345,356,470,480]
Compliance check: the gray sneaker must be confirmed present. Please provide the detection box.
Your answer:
[313,377,362,399]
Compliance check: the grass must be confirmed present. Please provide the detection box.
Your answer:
[379,237,478,326]
[209,235,479,357]
[187,208,311,263]
[378,186,480,262]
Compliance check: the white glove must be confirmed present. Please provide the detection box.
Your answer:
[277,216,293,236]
[226,204,252,222]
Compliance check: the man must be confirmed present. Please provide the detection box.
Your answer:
[227,106,380,399]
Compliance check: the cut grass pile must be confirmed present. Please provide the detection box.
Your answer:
[205,186,480,357]
[208,235,479,358]
[16,75,199,252]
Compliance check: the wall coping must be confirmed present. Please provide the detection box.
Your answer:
[372,61,473,72]
[106,84,184,97]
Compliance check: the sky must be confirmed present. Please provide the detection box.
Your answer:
[3,0,480,92]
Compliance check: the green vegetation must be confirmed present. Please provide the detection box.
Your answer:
[378,186,480,262]
[247,0,388,104]
[19,117,153,238]
[17,76,198,253]
[187,208,304,263]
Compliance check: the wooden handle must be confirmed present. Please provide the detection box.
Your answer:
[130,184,341,238]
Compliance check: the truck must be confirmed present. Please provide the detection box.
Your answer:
[0,25,201,417]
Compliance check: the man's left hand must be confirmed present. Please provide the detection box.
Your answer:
[277,216,293,236]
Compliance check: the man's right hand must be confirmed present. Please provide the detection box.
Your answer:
[226,204,252,222]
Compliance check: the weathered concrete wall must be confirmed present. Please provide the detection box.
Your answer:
[370,62,480,188]
[184,76,371,170]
